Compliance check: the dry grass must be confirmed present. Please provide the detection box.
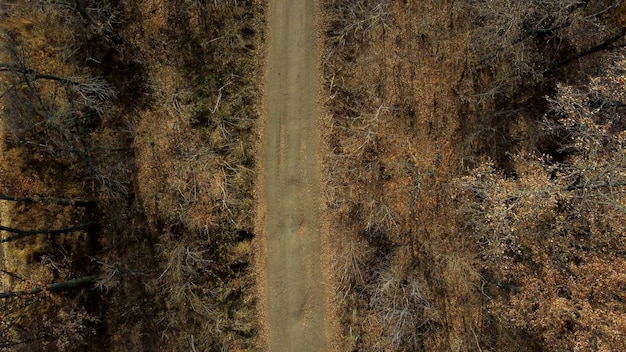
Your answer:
[320,0,513,350]
[112,0,264,350]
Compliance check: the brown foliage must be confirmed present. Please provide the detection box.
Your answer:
[323,0,626,351]
[458,51,626,350]
[108,0,264,350]
[322,0,485,350]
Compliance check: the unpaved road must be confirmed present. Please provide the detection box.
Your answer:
[259,0,328,351]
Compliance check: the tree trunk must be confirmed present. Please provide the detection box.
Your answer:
[0,222,97,244]
[0,63,80,85]
[0,194,95,207]
[550,27,626,72]
[0,276,97,299]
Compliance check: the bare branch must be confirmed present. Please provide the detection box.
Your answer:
[0,276,96,299]
[0,223,97,244]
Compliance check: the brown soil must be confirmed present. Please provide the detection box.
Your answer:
[256,0,332,351]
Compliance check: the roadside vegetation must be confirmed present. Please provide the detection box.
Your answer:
[2,0,624,350]
[321,0,626,350]
[0,0,263,350]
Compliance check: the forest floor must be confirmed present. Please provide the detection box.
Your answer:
[256,0,333,351]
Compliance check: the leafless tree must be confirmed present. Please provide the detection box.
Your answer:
[1,35,114,154]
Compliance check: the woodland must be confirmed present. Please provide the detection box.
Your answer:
[0,0,624,351]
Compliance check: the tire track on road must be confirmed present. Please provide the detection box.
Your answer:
[257,0,328,351]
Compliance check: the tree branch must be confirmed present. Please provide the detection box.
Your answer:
[0,63,80,85]
[0,276,96,299]
[0,194,96,207]
[549,27,626,72]
[0,222,97,244]
[0,269,28,282]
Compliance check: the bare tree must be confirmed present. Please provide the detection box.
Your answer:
[457,49,626,351]
[0,269,97,351]
[467,0,626,95]
[0,34,115,158]
[0,223,96,244]
[0,29,127,197]
[0,274,96,299]
[0,194,95,207]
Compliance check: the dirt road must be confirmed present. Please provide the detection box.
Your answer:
[258,0,328,351]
